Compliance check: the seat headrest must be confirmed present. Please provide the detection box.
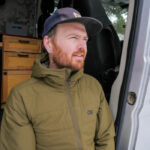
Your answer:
[57,0,73,8]
[41,0,55,15]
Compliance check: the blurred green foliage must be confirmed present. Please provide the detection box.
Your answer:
[102,3,128,40]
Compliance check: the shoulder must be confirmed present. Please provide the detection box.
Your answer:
[7,77,43,103]
[6,77,41,113]
[82,73,101,86]
[81,73,103,91]
[12,77,41,92]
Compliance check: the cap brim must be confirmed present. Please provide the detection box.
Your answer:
[57,17,103,37]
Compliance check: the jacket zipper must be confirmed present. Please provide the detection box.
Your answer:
[65,79,82,150]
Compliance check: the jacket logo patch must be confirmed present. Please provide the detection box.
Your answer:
[87,110,93,115]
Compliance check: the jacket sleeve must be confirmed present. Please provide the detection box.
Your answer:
[95,89,115,150]
[0,88,36,150]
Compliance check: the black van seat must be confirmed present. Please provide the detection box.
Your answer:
[73,0,122,101]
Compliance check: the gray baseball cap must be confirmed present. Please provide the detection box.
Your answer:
[42,7,103,38]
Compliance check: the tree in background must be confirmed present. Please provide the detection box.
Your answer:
[103,3,128,40]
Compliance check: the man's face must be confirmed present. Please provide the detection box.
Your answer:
[49,23,88,71]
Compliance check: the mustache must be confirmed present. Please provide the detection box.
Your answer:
[72,49,86,56]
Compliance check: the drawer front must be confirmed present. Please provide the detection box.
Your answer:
[1,70,32,103]
[3,35,42,53]
[3,52,39,70]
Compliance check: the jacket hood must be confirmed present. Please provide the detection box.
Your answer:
[31,53,84,88]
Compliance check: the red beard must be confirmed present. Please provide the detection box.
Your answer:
[52,42,86,71]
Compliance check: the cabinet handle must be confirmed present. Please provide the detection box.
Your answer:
[18,54,29,57]
[18,40,30,44]
[4,72,7,75]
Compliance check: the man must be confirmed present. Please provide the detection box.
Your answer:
[0,7,115,150]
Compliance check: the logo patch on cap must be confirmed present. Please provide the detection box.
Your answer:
[73,12,81,18]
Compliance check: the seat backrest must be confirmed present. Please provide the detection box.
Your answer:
[38,0,55,38]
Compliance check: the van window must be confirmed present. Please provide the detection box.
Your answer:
[102,3,128,41]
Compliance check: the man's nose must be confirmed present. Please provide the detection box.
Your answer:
[77,39,87,50]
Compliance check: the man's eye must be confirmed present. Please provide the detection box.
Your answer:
[84,38,88,42]
[71,37,77,39]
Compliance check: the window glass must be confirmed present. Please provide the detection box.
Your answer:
[102,3,128,41]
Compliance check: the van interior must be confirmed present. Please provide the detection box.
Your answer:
[0,0,129,146]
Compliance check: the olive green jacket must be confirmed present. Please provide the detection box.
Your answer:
[0,53,115,150]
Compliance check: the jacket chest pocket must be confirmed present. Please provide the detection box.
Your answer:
[81,108,98,135]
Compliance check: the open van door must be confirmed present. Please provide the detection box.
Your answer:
[110,0,150,149]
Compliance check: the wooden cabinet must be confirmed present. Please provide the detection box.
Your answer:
[3,35,41,53]
[3,52,39,70]
[1,35,42,104]
[2,70,32,103]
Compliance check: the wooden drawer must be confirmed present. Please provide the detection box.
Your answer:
[1,70,32,103]
[0,42,2,47]
[3,35,42,53]
[3,52,39,70]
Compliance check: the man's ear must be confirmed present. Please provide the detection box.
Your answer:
[43,35,53,53]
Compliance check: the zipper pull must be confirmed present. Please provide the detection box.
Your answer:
[67,79,71,86]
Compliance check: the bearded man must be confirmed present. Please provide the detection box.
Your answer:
[0,7,115,150]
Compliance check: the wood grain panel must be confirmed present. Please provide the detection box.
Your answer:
[1,70,32,103]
